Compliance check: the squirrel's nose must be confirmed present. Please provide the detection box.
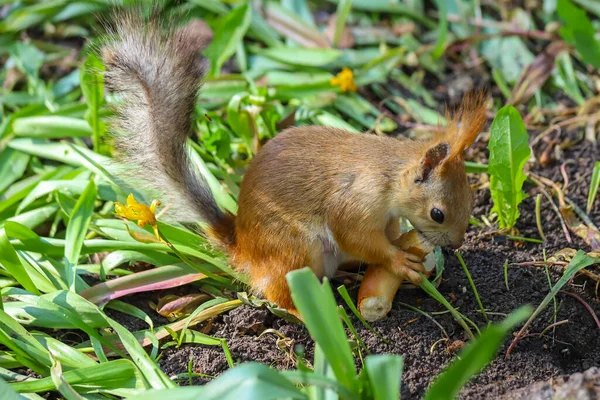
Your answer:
[450,238,464,249]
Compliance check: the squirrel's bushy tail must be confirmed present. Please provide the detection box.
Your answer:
[102,8,236,249]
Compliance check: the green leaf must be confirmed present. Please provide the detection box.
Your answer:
[126,363,305,400]
[0,376,21,400]
[364,355,403,400]
[0,232,40,295]
[0,149,29,194]
[203,3,252,77]
[10,359,143,394]
[257,47,342,67]
[432,0,448,59]
[488,106,531,229]
[558,0,600,68]
[287,268,358,392]
[49,355,85,400]
[64,179,96,291]
[80,53,107,154]
[423,306,532,400]
[12,116,92,138]
[587,161,600,214]
[506,251,599,357]
[332,0,352,48]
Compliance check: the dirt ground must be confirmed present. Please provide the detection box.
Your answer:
[105,121,600,400]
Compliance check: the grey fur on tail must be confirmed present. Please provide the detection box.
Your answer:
[102,8,224,227]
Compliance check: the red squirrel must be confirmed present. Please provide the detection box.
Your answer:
[102,11,488,318]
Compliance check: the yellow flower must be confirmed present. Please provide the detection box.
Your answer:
[115,194,162,240]
[330,67,357,92]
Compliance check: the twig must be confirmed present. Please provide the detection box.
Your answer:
[539,319,569,337]
[560,290,600,330]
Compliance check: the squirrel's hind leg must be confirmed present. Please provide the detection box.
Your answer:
[243,241,324,321]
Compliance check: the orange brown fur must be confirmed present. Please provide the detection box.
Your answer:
[103,10,489,316]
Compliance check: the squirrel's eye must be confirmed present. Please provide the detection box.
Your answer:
[430,208,445,224]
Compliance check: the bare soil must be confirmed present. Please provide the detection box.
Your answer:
[106,125,600,399]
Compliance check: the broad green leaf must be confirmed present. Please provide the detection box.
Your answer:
[49,355,85,400]
[33,334,97,370]
[423,306,532,400]
[203,3,252,77]
[0,0,66,32]
[558,0,600,68]
[12,117,91,139]
[257,47,342,67]
[126,363,305,400]
[488,106,531,230]
[105,316,175,390]
[0,308,51,374]
[587,161,600,214]
[0,376,22,400]
[64,179,97,290]
[287,269,358,392]
[0,232,40,295]
[10,359,143,394]
[0,149,29,194]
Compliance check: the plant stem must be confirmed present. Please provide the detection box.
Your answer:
[456,251,488,324]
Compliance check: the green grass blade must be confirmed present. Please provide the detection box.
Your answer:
[49,355,85,400]
[0,148,29,194]
[506,251,599,356]
[364,354,403,400]
[126,363,305,400]
[64,179,96,291]
[0,232,40,295]
[0,376,22,400]
[80,53,106,154]
[287,268,358,392]
[105,316,175,390]
[10,359,143,394]
[12,116,91,138]
[332,0,352,48]
[586,161,600,214]
[419,274,477,339]
[423,306,532,400]
[203,3,251,77]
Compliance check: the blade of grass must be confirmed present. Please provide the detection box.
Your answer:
[0,232,40,295]
[456,251,488,324]
[587,161,600,214]
[505,251,599,358]
[337,285,389,343]
[423,306,532,400]
[287,268,358,392]
[64,179,96,291]
[419,274,477,339]
[364,354,403,400]
[332,0,352,48]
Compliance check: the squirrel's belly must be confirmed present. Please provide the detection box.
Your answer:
[319,224,358,278]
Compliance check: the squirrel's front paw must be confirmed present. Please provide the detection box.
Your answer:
[392,250,426,285]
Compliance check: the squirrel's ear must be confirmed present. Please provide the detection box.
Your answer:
[446,89,489,159]
[416,142,450,183]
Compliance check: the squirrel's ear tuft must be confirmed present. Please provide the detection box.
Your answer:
[416,142,450,183]
[445,88,489,159]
